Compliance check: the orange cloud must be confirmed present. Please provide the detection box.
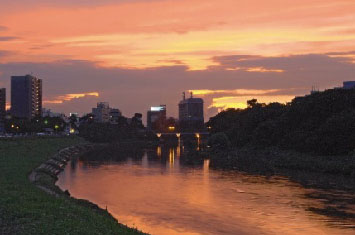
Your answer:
[44,92,99,104]
[209,95,295,111]
[190,89,283,96]
[246,67,284,73]
[0,0,355,70]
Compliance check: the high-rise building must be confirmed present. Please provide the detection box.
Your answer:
[11,75,42,119]
[0,88,5,121]
[343,81,355,89]
[110,108,122,124]
[92,102,111,123]
[178,92,204,130]
[147,105,166,131]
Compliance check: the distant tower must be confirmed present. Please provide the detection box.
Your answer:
[11,75,42,119]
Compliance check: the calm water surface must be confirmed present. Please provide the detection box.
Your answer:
[57,146,355,235]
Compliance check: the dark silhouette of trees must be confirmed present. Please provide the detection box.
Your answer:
[207,88,355,155]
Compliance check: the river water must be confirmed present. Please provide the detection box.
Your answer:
[56,146,355,235]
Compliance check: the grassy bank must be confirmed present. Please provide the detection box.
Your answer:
[0,137,146,235]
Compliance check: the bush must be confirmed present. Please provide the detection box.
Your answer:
[208,132,231,150]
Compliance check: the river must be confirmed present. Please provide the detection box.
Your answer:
[56,145,355,235]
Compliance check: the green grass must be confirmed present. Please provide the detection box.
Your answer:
[0,137,146,235]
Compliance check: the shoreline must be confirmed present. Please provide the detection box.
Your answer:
[28,142,147,234]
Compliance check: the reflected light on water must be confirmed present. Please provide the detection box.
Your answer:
[57,146,355,235]
[176,144,181,158]
[156,146,161,157]
[169,148,175,168]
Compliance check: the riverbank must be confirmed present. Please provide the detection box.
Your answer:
[0,137,146,235]
[208,147,355,220]
[209,147,355,189]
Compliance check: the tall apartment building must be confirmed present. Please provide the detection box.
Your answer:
[11,75,42,119]
[0,88,5,121]
[178,92,204,130]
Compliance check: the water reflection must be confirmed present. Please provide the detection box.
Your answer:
[57,145,355,235]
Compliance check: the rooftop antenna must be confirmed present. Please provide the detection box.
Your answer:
[183,92,185,100]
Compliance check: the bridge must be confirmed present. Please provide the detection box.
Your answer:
[156,132,209,138]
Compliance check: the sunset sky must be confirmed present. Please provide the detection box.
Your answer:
[0,0,355,119]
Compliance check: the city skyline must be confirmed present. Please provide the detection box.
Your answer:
[0,1,355,119]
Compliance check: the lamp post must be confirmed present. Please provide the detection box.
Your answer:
[195,133,200,151]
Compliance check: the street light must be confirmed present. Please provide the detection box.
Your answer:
[196,133,200,151]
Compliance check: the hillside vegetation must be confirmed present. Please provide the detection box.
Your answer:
[208,88,355,155]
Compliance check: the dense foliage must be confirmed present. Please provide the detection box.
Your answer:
[78,116,154,143]
[4,116,66,133]
[207,89,355,155]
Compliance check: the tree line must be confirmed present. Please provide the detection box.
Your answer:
[207,88,355,155]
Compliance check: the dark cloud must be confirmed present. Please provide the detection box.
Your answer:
[0,52,354,119]
[0,36,19,41]
[325,51,355,56]
[0,50,15,58]
[0,0,163,10]
[0,26,8,31]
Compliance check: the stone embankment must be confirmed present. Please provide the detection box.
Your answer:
[29,143,98,196]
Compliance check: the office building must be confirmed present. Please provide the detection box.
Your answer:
[11,75,42,119]
[343,81,355,89]
[0,88,5,121]
[178,92,204,130]
[110,108,122,124]
[42,108,65,118]
[147,105,166,131]
[92,102,111,123]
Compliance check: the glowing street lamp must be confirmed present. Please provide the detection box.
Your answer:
[157,133,162,138]
[196,133,201,151]
[176,133,181,138]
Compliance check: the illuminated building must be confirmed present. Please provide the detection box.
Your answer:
[0,88,5,121]
[178,92,204,131]
[147,105,166,131]
[11,75,42,119]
